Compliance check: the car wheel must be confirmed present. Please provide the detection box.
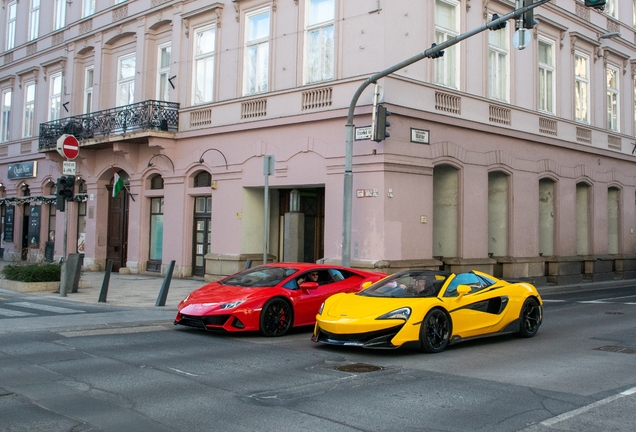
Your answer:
[517,297,541,338]
[419,309,451,353]
[259,298,293,337]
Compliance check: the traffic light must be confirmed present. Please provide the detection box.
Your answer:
[56,176,75,212]
[584,0,606,10]
[372,105,391,142]
[520,0,538,30]
[489,14,507,31]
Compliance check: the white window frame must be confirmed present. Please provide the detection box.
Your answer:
[117,54,136,107]
[28,0,40,41]
[84,66,94,114]
[607,64,620,132]
[83,0,96,18]
[304,0,335,84]
[6,1,17,51]
[1,89,11,142]
[23,81,36,138]
[488,15,509,102]
[54,0,66,31]
[606,0,618,19]
[574,51,590,124]
[538,37,556,114]
[49,72,63,121]
[434,0,460,89]
[157,43,171,102]
[243,7,271,96]
[192,25,216,105]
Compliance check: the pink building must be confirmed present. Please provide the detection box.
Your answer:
[1,0,635,285]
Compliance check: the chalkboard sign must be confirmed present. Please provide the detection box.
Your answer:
[3,205,14,243]
[28,205,41,247]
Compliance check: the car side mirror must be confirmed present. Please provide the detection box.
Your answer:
[456,284,471,299]
[300,281,319,291]
[361,281,374,290]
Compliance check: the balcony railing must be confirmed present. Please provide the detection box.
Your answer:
[39,100,179,150]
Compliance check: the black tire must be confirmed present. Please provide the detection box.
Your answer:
[419,309,451,353]
[517,297,541,338]
[259,298,293,337]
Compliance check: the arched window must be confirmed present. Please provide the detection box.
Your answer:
[194,171,211,188]
[150,175,164,190]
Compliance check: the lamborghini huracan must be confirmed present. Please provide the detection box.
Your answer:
[174,263,386,337]
[312,269,543,352]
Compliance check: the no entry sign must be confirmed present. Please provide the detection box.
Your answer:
[56,134,80,160]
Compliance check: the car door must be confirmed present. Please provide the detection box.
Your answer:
[441,273,507,338]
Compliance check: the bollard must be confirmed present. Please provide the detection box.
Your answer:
[98,260,113,303]
[156,260,176,307]
[244,259,252,270]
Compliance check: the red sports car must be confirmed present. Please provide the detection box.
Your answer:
[174,263,385,336]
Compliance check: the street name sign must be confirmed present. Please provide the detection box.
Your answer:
[355,126,372,141]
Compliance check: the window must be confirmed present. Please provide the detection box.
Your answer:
[607,65,619,131]
[193,26,216,105]
[0,89,11,142]
[149,197,164,261]
[29,0,40,41]
[49,73,62,121]
[54,0,66,31]
[305,0,335,84]
[244,8,270,95]
[194,171,211,187]
[157,44,171,102]
[574,52,589,123]
[6,1,17,51]
[538,38,555,114]
[488,18,509,102]
[83,0,96,18]
[606,0,618,19]
[84,67,94,114]
[435,0,459,89]
[23,82,36,138]
[117,54,135,107]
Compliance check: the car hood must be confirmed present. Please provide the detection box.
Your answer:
[325,293,438,319]
[181,283,272,307]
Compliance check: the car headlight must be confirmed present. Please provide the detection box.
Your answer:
[318,302,325,315]
[377,307,411,321]
[181,294,190,303]
[220,300,245,309]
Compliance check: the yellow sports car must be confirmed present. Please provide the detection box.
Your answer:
[312,270,543,353]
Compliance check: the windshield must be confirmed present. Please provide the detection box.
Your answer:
[360,271,449,298]
[221,266,298,287]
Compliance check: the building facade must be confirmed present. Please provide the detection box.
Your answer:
[1,0,636,284]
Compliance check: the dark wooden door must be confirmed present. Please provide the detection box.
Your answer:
[107,188,129,271]
[192,196,211,276]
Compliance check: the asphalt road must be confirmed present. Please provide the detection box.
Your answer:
[0,286,635,432]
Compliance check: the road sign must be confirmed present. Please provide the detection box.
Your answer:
[56,134,80,160]
[410,128,430,144]
[63,161,76,175]
[513,29,531,50]
[355,126,372,141]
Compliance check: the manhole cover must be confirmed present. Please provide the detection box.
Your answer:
[594,345,636,354]
[334,363,384,373]
[605,312,624,315]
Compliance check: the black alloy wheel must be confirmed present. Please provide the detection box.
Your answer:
[517,297,541,338]
[419,308,451,353]
[259,298,294,337]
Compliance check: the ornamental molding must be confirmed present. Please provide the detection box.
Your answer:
[569,31,600,55]
[181,2,224,36]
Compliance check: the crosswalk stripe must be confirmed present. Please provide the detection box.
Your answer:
[7,302,85,314]
[0,308,36,317]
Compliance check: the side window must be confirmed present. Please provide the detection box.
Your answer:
[443,273,483,297]
[329,269,347,281]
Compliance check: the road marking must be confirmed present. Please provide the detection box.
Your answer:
[0,308,36,317]
[541,299,566,302]
[167,367,199,377]
[541,386,636,427]
[7,302,85,314]
[58,325,170,338]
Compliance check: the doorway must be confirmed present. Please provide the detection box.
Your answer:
[192,196,211,276]
[107,174,130,272]
[278,188,324,263]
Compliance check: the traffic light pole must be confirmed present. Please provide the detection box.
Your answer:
[60,209,68,297]
[341,0,550,267]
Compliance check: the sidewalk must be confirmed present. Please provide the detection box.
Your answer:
[2,264,635,309]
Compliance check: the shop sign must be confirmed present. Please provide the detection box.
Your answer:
[7,161,38,179]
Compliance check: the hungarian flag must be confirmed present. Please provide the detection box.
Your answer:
[112,171,124,198]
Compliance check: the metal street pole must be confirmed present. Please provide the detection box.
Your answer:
[263,155,274,264]
[341,0,550,267]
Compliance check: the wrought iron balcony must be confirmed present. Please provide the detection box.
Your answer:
[38,100,179,150]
